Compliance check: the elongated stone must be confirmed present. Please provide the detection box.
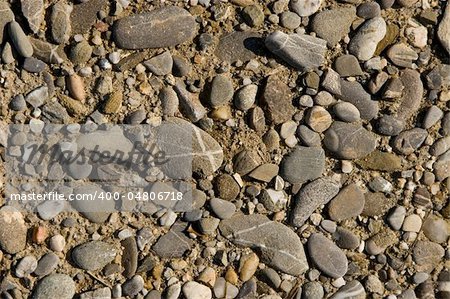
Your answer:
[348,17,386,61]
[8,21,34,58]
[173,81,206,122]
[397,69,423,120]
[265,31,327,71]
[438,2,450,54]
[50,1,72,44]
[308,233,348,278]
[21,0,44,33]
[113,7,197,49]
[0,2,14,43]
[30,38,66,64]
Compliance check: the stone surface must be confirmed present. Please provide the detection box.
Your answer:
[328,184,365,222]
[143,51,173,76]
[438,2,450,53]
[215,31,263,63]
[152,221,193,258]
[290,0,322,16]
[334,55,363,77]
[174,81,207,122]
[333,102,360,123]
[331,281,366,299]
[265,31,327,71]
[30,38,65,64]
[324,121,377,159]
[208,74,234,108]
[308,233,348,278]
[393,128,427,155]
[71,0,106,34]
[113,7,197,49]
[34,253,59,277]
[183,281,212,299]
[0,2,14,43]
[306,106,332,132]
[348,17,387,61]
[9,21,34,58]
[262,75,295,124]
[32,274,75,299]
[333,227,360,250]
[311,7,356,46]
[50,1,72,44]
[210,197,236,219]
[291,177,341,227]
[72,241,117,271]
[219,214,309,275]
[397,70,423,120]
[280,146,325,184]
[21,0,44,33]
[356,151,403,172]
[0,206,27,254]
[387,43,418,68]
[362,192,396,217]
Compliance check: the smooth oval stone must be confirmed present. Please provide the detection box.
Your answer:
[32,274,75,299]
[328,184,365,222]
[290,0,322,17]
[333,102,360,123]
[210,197,236,219]
[34,253,59,277]
[72,241,117,271]
[331,281,366,299]
[113,6,197,49]
[8,20,34,58]
[348,17,386,61]
[308,233,348,278]
[324,121,377,159]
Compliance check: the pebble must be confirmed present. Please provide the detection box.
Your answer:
[331,281,366,299]
[279,146,325,184]
[10,94,27,111]
[0,206,27,254]
[397,70,423,121]
[174,81,207,122]
[437,3,450,54]
[239,252,259,281]
[387,43,418,68]
[215,31,263,63]
[113,7,197,49]
[324,121,377,159]
[1,42,14,63]
[215,174,240,200]
[333,227,360,250]
[422,217,449,243]
[143,51,173,76]
[306,106,332,132]
[50,1,72,44]
[208,74,234,108]
[152,221,193,258]
[261,268,281,289]
[72,241,117,271]
[21,0,44,33]
[402,214,422,232]
[234,84,257,111]
[213,278,239,299]
[173,55,192,76]
[49,234,66,252]
[308,233,348,278]
[290,0,322,17]
[296,125,321,147]
[159,86,179,116]
[393,128,427,155]
[16,256,38,278]
[333,102,360,122]
[362,192,396,217]
[220,214,309,275]
[210,197,236,219]
[262,75,295,124]
[122,275,144,297]
[242,5,264,27]
[291,177,340,227]
[0,2,14,42]
[311,7,356,46]
[302,282,324,299]
[280,11,301,29]
[365,229,396,255]
[23,57,46,73]
[166,282,181,299]
[334,55,363,77]
[34,252,59,277]
[183,281,212,299]
[328,184,365,221]
[365,275,384,295]
[70,41,92,65]
[413,241,445,270]
[67,74,86,101]
[348,17,386,61]
[357,2,380,19]
[387,206,406,230]
[265,31,327,71]
[8,21,34,58]
[121,237,138,278]
[249,164,279,182]
[30,38,65,64]
[406,22,427,48]
[423,105,443,129]
[32,274,75,299]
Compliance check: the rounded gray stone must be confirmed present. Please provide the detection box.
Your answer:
[307,233,348,278]
[72,241,117,271]
[32,274,75,299]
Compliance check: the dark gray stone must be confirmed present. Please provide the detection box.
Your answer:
[215,31,263,63]
[152,221,193,258]
[280,146,325,184]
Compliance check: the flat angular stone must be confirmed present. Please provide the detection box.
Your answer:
[153,221,193,258]
[307,233,348,278]
[280,146,325,184]
[143,51,173,76]
[328,184,365,222]
[348,17,386,61]
[21,0,44,33]
[30,38,66,64]
[324,122,377,160]
[311,7,356,46]
[265,31,327,71]
[71,0,107,34]
[337,80,378,120]
[219,214,309,275]
[262,75,295,124]
[215,31,263,63]
[173,81,206,122]
[50,1,72,44]
[291,177,341,227]
[393,128,427,155]
[113,7,197,49]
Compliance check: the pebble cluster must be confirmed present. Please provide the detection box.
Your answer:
[0,0,449,298]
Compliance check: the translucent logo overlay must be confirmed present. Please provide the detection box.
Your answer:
[5,122,196,214]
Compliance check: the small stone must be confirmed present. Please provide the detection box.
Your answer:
[249,106,266,132]
[303,282,324,299]
[280,146,325,184]
[210,198,236,219]
[50,1,72,44]
[397,0,419,6]
[215,174,240,200]
[357,2,380,19]
[331,281,366,299]
[0,206,27,254]
[406,22,428,48]
[8,21,34,58]
[34,253,59,277]
[328,184,365,222]
[365,275,384,295]
[438,3,450,54]
[49,235,66,252]
[121,237,138,278]
[16,256,38,278]
[183,281,212,299]
[333,227,360,250]
[172,55,192,77]
[387,43,418,68]
[70,41,92,65]
[413,241,445,271]
[333,102,360,122]
[152,221,193,258]
[280,11,301,29]
[174,81,207,122]
[234,84,257,111]
[242,5,264,27]
[10,95,27,111]
[265,31,327,71]
[306,106,332,132]
[21,0,44,33]
[397,69,424,121]
[113,7,197,49]
[311,7,356,46]
[308,233,348,278]
[103,91,123,114]
[422,217,448,243]
[30,38,65,64]
[402,214,422,232]
[0,2,14,43]
[334,55,363,77]
[67,74,85,102]
[290,0,322,17]
[71,0,107,34]
[122,275,144,297]
[296,125,321,147]
[143,51,173,76]
[262,75,295,124]
[348,17,386,61]
[1,42,14,64]
[393,128,427,155]
[324,121,377,159]
[387,206,406,231]
[239,252,259,281]
[208,74,234,108]
[72,241,117,271]
[213,278,239,299]
[23,57,46,73]
[423,105,443,129]
[32,274,75,299]
[215,31,263,63]
[362,192,396,217]
[159,86,179,116]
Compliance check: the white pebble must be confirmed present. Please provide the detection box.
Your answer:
[50,234,66,252]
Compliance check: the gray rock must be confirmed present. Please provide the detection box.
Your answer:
[290,0,322,17]
[438,2,450,54]
[214,278,239,299]
[208,74,234,108]
[280,11,301,29]
[1,42,14,64]
[122,275,144,297]
[199,217,220,235]
[21,0,44,33]
[143,51,173,76]
[442,112,450,136]
[121,237,138,278]
[71,0,106,34]
[23,57,46,73]
[422,217,449,243]
[393,128,428,155]
[113,7,197,49]
[303,282,324,299]
[210,197,236,219]
[215,31,263,63]
[333,102,360,123]
[215,173,241,200]
[25,86,48,108]
[32,274,75,299]
[234,84,257,111]
[72,241,116,271]
[387,206,406,230]
[10,94,27,111]
[357,2,381,19]
[324,121,377,159]
[173,81,207,122]
[153,221,193,258]
[37,200,64,220]
[338,80,379,120]
[242,5,264,27]
[30,38,65,64]
[262,75,296,124]
[296,125,321,147]
[291,177,340,227]
[397,70,423,121]
[328,184,365,222]
[387,43,418,68]
[260,268,281,289]
[8,21,34,58]
[413,240,445,270]
[362,192,396,217]
[71,185,115,223]
[219,214,309,275]
[331,281,366,299]
[0,206,27,254]
[311,7,356,46]
[376,115,405,136]
[333,227,360,250]
[249,163,279,182]
[280,146,325,184]
[265,31,327,71]
[16,256,38,278]
[334,55,363,77]
[172,55,191,77]
[423,105,443,129]
[50,1,72,44]
[0,2,14,43]
[431,136,450,157]
[308,233,348,278]
[348,17,386,61]
[34,253,59,277]
[159,86,179,117]
[70,41,92,65]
